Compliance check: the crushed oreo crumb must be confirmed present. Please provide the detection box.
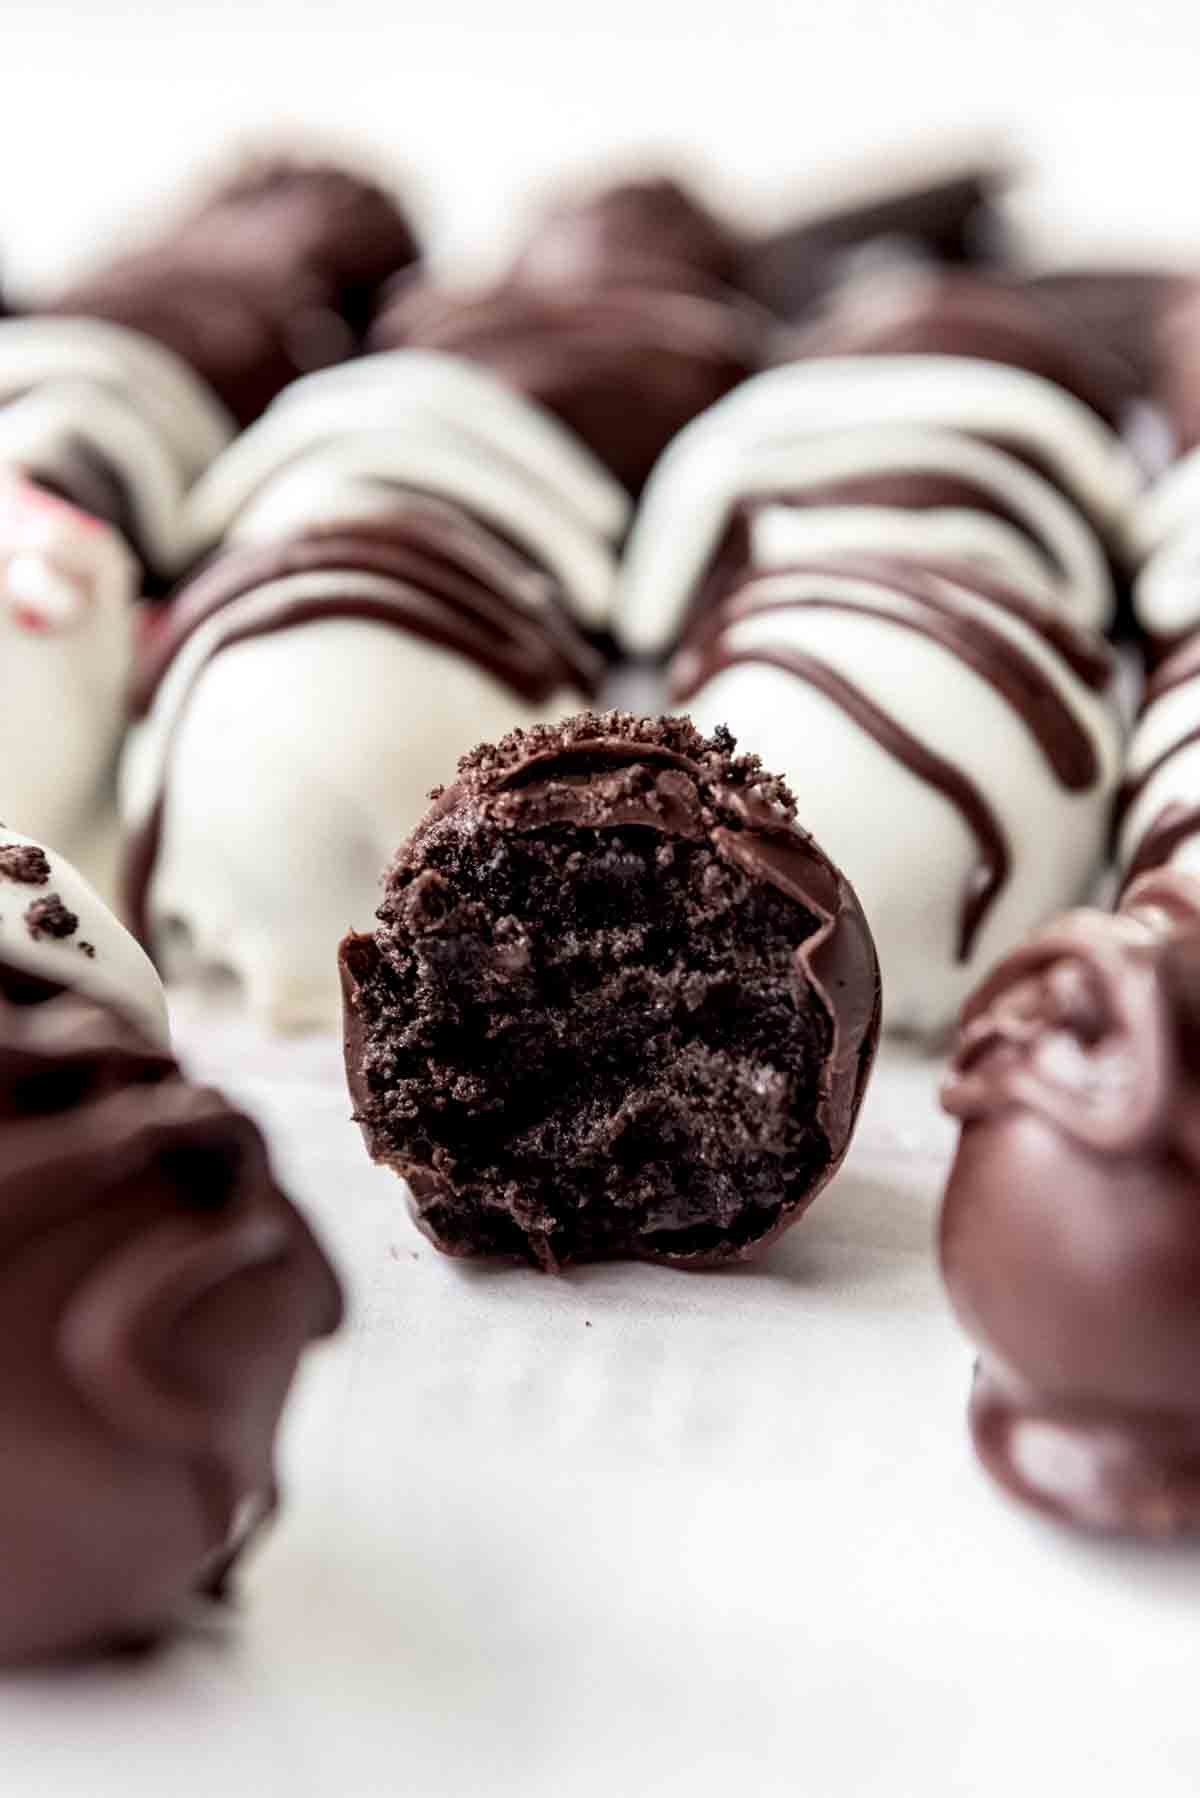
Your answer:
[77,941,96,959]
[0,845,52,887]
[25,895,80,942]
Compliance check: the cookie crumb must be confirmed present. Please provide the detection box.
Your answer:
[25,895,79,941]
[0,845,51,887]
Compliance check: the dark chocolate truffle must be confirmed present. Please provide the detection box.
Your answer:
[735,163,1007,323]
[510,174,741,291]
[368,275,766,495]
[0,976,342,1663]
[340,711,880,1270]
[940,869,1200,1536]
[46,156,419,427]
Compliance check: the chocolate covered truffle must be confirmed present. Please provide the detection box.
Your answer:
[735,162,1007,323]
[44,156,419,428]
[510,174,741,291]
[340,712,880,1269]
[941,870,1200,1535]
[0,981,342,1663]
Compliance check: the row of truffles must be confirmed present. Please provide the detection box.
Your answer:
[4,146,1200,1037]
[0,826,341,1664]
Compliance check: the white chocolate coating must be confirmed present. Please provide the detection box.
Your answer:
[675,565,1123,1038]
[737,425,1107,621]
[0,478,138,893]
[1116,667,1200,883]
[1131,522,1200,648]
[183,351,630,626]
[1126,443,1200,566]
[617,356,1139,655]
[0,826,168,1047]
[123,606,574,1034]
[0,318,234,573]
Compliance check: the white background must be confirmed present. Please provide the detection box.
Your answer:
[3,0,1200,289]
[4,4,1200,1794]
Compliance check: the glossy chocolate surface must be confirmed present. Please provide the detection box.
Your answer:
[940,870,1200,1534]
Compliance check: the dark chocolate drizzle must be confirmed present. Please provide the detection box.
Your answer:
[1117,728,1200,825]
[125,510,601,954]
[743,467,1068,580]
[1121,803,1200,893]
[673,639,1009,960]
[676,563,1102,792]
[1144,633,1200,708]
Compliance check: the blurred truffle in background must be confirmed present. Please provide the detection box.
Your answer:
[40,155,421,427]
[735,159,1010,324]
[371,169,768,495]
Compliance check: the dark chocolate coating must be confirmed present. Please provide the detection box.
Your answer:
[940,869,1200,1535]
[509,175,742,291]
[340,711,880,1270]
[792,271,1135,430]
[1024,267,1185,408]
[0,975,342,1663]
[45,157,419,427]
[735,165,1007,323]
[369,276,767,495]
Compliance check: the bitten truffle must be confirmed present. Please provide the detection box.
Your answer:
[0,978,342,1664]
[340,712,880,1269]
[940,869,1200,1536]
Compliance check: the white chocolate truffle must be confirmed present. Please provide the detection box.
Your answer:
[182,351,630,627]
[671,558,1123,1038]
[0,317,233,574]
[121,508,599,1034]
[0,826,168,1046]
[617,355,1139,655]
[0,477,138,892]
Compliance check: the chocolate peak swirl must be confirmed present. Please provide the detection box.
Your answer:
[0,976,342,1663]
[340,711,880,1270]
